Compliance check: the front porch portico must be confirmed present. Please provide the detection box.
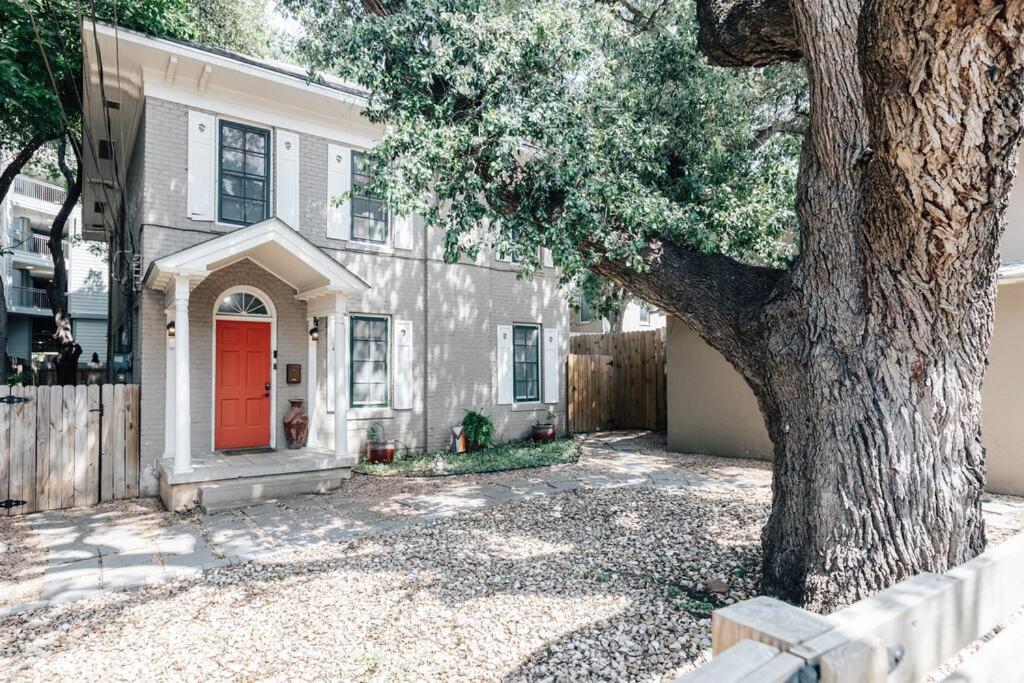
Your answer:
[143,218,370,510]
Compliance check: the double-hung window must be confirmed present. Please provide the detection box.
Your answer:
[512,324,541,402]
[351,151,389,243]
[219,121,270,225]
[638,304,651,326]
[350,315,389,407]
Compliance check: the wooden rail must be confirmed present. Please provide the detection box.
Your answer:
[0,384,140,515]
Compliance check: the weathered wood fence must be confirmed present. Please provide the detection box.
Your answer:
[0,384,140,516]
[569,329,666,433]
[678,529,1024,682]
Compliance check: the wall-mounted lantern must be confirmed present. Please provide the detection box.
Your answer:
[309,325,320,341]
[166,321,176,338]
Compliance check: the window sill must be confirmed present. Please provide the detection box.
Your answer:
[347,407,394,420]
[511,402,550,412]
[334,239,396,256]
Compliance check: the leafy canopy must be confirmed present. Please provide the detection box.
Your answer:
[287,0,804,278]
[1,0,271,157]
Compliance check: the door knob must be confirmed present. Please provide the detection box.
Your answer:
[264,382,271,391]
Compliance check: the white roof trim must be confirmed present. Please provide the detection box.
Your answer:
[998,260,1024,284]
[144,217,370,296]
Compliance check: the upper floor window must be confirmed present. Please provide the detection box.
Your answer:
[351,151,388,244]
[638,304,651,326]
[219,121,270,226]
[579,295,592,324]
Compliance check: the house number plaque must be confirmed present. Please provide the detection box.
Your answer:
[286,364,301,384]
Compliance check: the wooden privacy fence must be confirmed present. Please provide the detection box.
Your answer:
[569,329,666,433]
[0,384,139,516]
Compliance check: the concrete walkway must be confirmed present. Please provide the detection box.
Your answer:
[8,433,1024,616]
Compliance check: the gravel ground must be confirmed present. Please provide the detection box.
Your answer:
[0,516,45,611]
[1,484,767,682]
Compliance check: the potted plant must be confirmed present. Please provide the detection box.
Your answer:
[365,422,396,464]
[532,410,557,443]
[461,410,494,451]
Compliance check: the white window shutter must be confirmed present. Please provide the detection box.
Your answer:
[394,212,414,250]
[326,314,335,412]
[543,327,560,404]
[542,247,553,268]
[276,130,300,229]
[186,110,216,221]
[496,325,514,405]
[327,144,351,240]
[394,320,413,409]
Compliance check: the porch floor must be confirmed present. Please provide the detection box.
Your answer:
[158,448,358,486]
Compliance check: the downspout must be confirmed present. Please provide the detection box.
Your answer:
[422,220,429,453]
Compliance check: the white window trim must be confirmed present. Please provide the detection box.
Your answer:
[511,322,542,404]
[348,313,392,410]
[215,117,274,229]
[349,150,392,247]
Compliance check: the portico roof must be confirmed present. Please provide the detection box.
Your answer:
[143,217,370,301]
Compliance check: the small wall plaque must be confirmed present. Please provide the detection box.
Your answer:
[286,364,301,384]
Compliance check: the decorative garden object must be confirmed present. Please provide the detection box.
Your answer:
[532,410,557,443]
[283,399,309,449]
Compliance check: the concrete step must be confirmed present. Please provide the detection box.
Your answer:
[198,468,351,513]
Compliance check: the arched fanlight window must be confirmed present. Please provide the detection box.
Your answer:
[218,291,270,317]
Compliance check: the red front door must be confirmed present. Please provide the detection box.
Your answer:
[215,320,272,450]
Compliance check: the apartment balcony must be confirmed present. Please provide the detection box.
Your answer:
[9,286,52,315]
[12,176,66,206]
[7,229,55,274]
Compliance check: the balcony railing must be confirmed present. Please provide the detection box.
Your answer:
[10,286,50,310]
[8,230,51,256]
[13,176,66,206]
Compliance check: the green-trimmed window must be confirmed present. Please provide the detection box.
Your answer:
[219,121,270,225]
[351,151,389,243]
[513,324,541,402]
[350,315,389,407]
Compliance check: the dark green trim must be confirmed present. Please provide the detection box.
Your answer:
[218,120,271,226]
[350,314,389,408]
[512,323,541,403]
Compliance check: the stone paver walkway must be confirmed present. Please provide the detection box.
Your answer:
[7,432,1024,617]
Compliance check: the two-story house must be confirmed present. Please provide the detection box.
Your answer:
[570,296,666,335]
[82,21,569,511]
[0,174,108,375]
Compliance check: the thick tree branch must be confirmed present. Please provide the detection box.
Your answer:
[749,113,807,150]
[0,137,46,207]
[694,0,802,67]
[591,241,783,386]
[47,132,83,384]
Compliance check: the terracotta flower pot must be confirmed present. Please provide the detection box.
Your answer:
[283,399,309,449]
[532,423,556,443]
[367,441,396,464]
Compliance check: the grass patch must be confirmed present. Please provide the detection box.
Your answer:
[353,437,579,477]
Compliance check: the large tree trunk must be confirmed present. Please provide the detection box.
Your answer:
[47,135,83,385]
[595,0,1024,611]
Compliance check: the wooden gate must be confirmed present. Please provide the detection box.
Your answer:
[569,330,666,432]
[0,384,140,516]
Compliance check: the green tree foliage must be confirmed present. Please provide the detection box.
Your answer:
[286,0,805,278]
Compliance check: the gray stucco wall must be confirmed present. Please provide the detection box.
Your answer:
[132,95,569,495]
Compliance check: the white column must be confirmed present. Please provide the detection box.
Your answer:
[164,307,176,457]
[333,301,348,459]
[306,315,319,448]
[173,274,192,473]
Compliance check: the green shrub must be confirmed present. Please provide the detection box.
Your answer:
[461,410,494,449]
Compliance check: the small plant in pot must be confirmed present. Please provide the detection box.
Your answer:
[461,410,494,452]
[365,422,396,464]
[532,411,558,443]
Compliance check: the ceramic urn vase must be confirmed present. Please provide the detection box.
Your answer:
[283,399,309,449]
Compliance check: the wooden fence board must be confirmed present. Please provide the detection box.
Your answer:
[61,386,76,509]
[35,388,49,512]
[9,386,26,515]
[124,385,139,499]
[48,386,62,511]
[0,386,8,515]
[112,384,126,500]
[74,386,89,507]
[22,387,37,514]
[100,383,114,502]
[86,385,100,506]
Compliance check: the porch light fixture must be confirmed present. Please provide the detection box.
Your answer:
[166,321,175,338]
[309,325,320,341]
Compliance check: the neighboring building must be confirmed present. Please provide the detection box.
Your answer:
[570,296,665,335]
[82,22,568,511]
[0,174,109,374]
[664,150,1024,498]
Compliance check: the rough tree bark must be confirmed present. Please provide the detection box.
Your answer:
[593,0,1024,611]
[47,134,82,385]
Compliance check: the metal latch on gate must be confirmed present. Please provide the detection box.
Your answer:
[0,395,30,405]
[0,499,27,510]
